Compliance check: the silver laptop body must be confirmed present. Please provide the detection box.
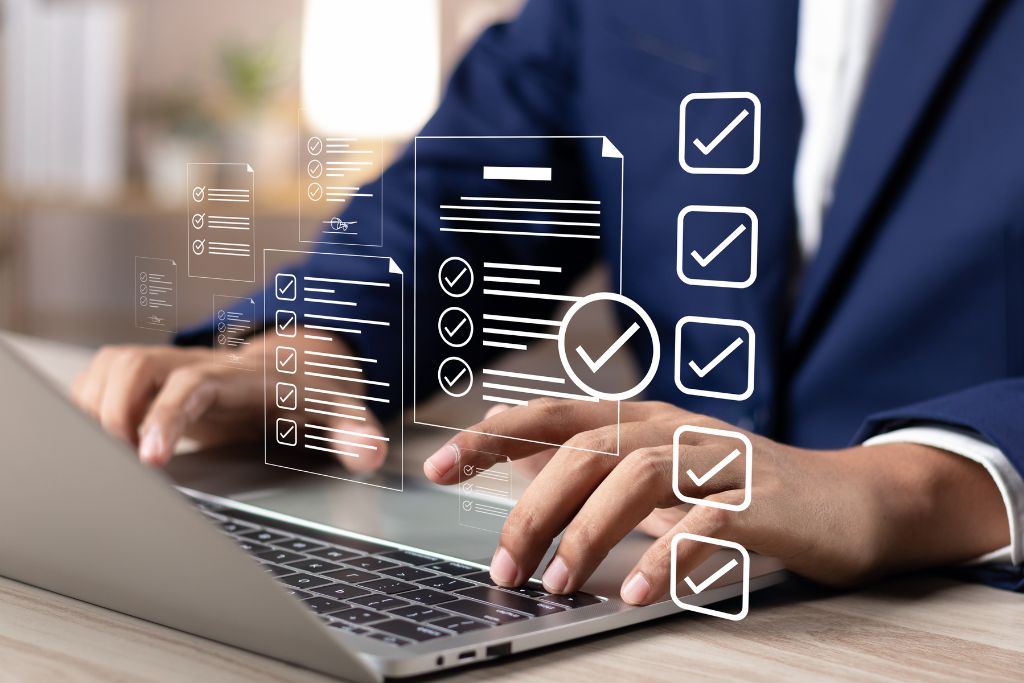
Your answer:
[0,339,786,680]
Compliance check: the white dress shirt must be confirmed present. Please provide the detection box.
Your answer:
[794,0,1022,564]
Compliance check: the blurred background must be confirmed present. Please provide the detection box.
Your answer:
[0,0,526,346]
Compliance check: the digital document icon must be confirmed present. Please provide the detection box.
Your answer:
[134,256,177,333]
[679,92,761,175]
[670,533,749,621]
[677,206,757,288]
[186,162,255,282]
[675,316,755,401]
[672,424,752,511]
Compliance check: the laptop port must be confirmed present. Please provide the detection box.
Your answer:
[486,642,512,657]
[458,650,476,661]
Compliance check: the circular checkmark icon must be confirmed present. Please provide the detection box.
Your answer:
[437,356,473,398]
[307,159,323,178]
[307,136,323,156]
[192,186,206,202]
[558,292,661,402]
[307,182,324,202]
[437,307,474,348]
[437,256,474,298]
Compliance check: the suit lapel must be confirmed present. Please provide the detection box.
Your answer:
[787,0,996,344]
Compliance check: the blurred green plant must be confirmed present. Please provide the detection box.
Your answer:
[221,40,284,113]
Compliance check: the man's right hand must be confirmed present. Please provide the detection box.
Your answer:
[71,336,387,470]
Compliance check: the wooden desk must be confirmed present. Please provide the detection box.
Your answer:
[2,334,1023,681]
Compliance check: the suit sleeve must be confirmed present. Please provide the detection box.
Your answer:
[177,0,599,419]
[856,378,1024,591]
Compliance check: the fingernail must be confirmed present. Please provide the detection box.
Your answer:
[425,443,458,479]
[621,572,651,605]
[490,546,519,586]
[138,425,164,465]
[542,556,570,593]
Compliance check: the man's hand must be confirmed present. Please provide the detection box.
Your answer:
[422,400,1009,604]
[71,335,386,470]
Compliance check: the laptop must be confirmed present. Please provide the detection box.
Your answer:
[0,338,786,681]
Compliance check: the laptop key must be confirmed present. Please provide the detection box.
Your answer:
[360,578,418,595]
[348,594,411,611]
[310,547,361,563]
[285,588,312,600]
[400,588,457,606]
[273,538,327,553]
[236,540,270,554]
[429,615,490,633]
[380,566,436,582]
[372,619,448,642]
[302,596,348,614]
[388,605,448,623]
[416,576,473,592]
[345,557,399,572]
[462,571,496,585]
[368,632,410,646]
[280,572,332,589]
[504,585,551,600]
[323,568,378,584]
[287,558,344,574]
[311,583,370,601]
[257,549,304,564]
[440,599,528,626]
[261,563,296,577]
[378,550,439,566]
[327,621,368,634]
[239,529,289,544]
[221,520,255,534]
[535,592,604,609]
[455,586,564,617]
[330,608,389,625]
[424,561,479,576]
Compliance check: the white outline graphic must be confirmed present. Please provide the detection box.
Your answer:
[186,162,256,282]
[213,295,256,369]
[134,256,177,333]
[437,356,474,398]
[674,316,755,401]
[437,306,474,348]
[677,205,758,289]
[558,292,660,402]
[437,256,474,298]
[671,533,750,620]
[679,92,761,175]
[672,425,752,511]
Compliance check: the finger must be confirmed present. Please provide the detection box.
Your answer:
[332,407,391,473]
[71,346,120,418]
[620,492,749,606]
[97,350,166,446]
[536,443,681,593]
[424,399,677,484]
[490,420,678,587]
[137,364,227,466]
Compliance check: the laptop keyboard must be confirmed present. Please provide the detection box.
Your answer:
[192,499,603,647]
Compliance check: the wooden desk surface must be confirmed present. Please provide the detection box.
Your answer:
[2,334,1023,681]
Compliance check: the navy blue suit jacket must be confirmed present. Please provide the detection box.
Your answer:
[184,0,1024,589]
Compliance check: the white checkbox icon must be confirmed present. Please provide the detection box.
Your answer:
[275,382,298,411]
[675,316,755,401]
[275,273,297,302]
[677,206,757,288]
[679,91,761,175]
[670,533,749,621]
[276,346,297,375]
[672,425,752,511]
[275,417,298,447]
[276,310,297,338]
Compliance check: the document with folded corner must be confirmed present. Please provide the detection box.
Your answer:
[187,163,256,282]
[134,256,177,333]
[413,136,625,456]
[264,249,404,491]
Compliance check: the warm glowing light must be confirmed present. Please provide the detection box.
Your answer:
[301,0,441,138]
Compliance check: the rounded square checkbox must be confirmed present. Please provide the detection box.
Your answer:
[275,310,297,338]
[275,382,298,411]
[275,273,297,302]
[672,425,752,511]
[679,91,761,175]
[677,206,757,289]
[275,417,298,447]
[674,316,755,401]
[670,533,749,621]
[275,346,297,375]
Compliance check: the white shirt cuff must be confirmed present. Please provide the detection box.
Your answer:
[863,426,1023,565]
